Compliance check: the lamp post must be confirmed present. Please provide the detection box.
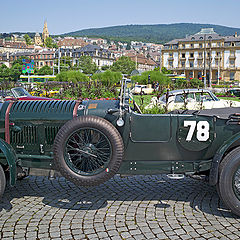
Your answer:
[203,34,207,88]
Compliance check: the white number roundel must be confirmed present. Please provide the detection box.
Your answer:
[196,121,209,141]
[184,120,210,142]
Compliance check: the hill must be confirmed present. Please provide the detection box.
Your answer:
[64,23,240,44]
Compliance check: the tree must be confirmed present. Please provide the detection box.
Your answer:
[24,34,32,45]
[55,71,89,83]
[9,63,22,81]
[77,56,98,74]
[92,70,122,87]
[161,67,173,74]
[37,65,53,75]
[131,70,171,86]
[44,37,56,48]
[126,43,131,50]
[101,65,110,71]
[0,64,10,81]
[111,56,135,75]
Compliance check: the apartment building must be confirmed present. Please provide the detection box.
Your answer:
[162,28,240,83]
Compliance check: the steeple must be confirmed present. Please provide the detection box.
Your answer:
[42,20,49,42]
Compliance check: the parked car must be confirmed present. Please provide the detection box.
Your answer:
[146,89,240,111]
[0,87,52,101]
[226,88,240,97]
[130,85,154,95]
[1,81,240,216]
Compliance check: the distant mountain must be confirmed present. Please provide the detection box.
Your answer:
[63,23,240,44]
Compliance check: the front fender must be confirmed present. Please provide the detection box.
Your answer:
[0,138,17,186]
[209,131,240,186]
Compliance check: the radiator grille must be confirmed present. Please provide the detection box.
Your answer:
[45,126,60,145]
[10,126,37,144]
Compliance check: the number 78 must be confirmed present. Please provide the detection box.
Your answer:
[184,121,210,142]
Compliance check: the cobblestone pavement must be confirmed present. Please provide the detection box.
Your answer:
[0,175,240,240]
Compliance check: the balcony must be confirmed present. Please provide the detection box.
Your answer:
[197,56,203,60]
[229,54,236,59]
[180,56,186,60]
[214,55,222,60]
[168,56,174,60]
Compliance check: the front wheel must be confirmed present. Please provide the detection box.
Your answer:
[0,165,6,198]
[53,116,124,187]
[218,147,240,216]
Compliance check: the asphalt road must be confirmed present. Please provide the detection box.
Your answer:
[0,174,240,240]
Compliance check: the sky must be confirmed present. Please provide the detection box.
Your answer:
[0,0,240,35]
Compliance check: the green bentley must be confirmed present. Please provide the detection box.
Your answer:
[1,79,240,216]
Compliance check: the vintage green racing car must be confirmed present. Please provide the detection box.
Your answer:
[0,79,240,216]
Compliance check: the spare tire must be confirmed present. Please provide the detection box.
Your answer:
[53,116,124,186]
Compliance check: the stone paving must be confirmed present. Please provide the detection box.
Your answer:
[0,174,240,239]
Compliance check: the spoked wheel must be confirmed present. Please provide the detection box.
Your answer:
[53,116,124,186]
[65,128,112,175]
[217,146,240,216]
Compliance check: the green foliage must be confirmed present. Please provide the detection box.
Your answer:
[142,105,165,114]
[9,63,22,81]
[131,71,171,86]
[190,78,204,88]
[101,65,110,71]
[175,78,204,89]
[55,70,89,83]
[37,65,53,75]
[0,64,10,80]
[161,67,172,74]
[44,37,58,48]
[61,81,118,100]
[92,70,122,87]
[111,56,135,75]
[24,34,32,45]
[77,56,98,74]
[64,23,240,44]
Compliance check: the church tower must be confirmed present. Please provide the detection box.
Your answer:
[42,20,49,42]
[34,32,43,46]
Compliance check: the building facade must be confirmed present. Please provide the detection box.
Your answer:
[162,28,240,83]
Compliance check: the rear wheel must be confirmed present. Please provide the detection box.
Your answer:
[53,116,124,186]
[218,147,240,216]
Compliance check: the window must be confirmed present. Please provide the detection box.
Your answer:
[190,61,194,67]
[181,61,185,67]
[199,52,203,57]
[182,44,185,49]
[182,53,185,58]
[195,92,213,102]
[199,44,202,48]
[230,60,235,66]
[231,42,235,46]
[230,72,235,80]
[190,53,194,58]
[175,93,195,103]
[191,44,194,48]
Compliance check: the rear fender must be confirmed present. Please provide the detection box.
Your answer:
[209,132,240,186]
[0,138,17,186]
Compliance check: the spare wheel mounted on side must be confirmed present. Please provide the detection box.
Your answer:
[53,116,124,186]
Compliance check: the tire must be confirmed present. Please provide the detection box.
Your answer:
[218,146,240,216]
[0,165,6,198]
[53,116,124,187]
